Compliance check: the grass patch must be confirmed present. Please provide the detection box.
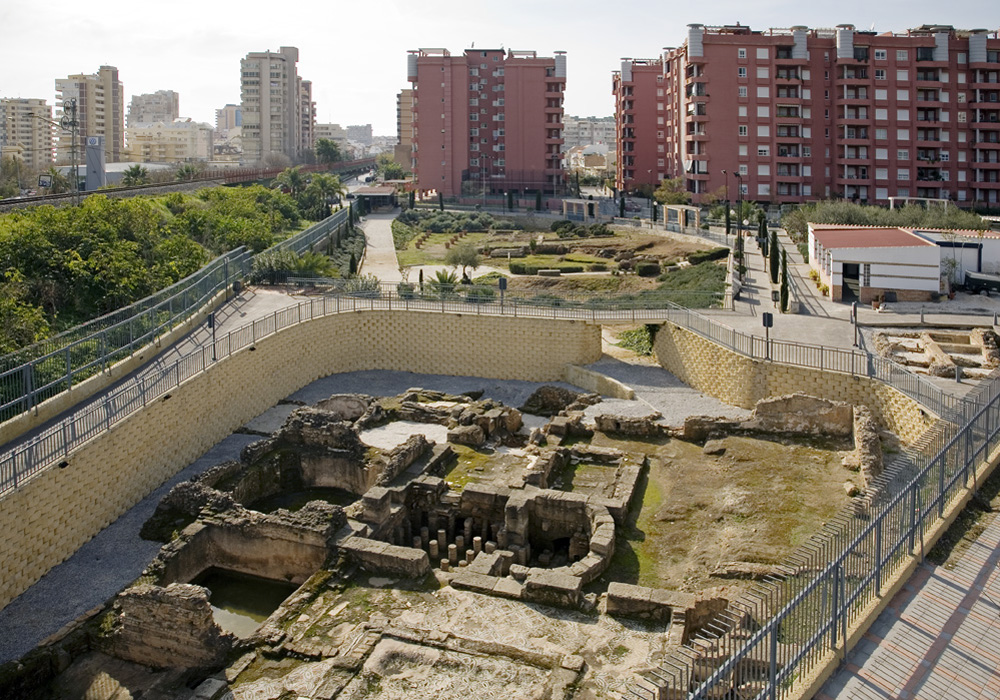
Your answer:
[616,325,655,356]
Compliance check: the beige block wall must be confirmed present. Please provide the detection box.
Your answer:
[0,311,601,610]
[653,323,933,443]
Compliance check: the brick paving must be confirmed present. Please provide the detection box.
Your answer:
[816,514,1000,699]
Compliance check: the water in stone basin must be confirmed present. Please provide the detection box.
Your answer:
[360,420,450,450]
[249,487,358,513]
[192,568,298,638]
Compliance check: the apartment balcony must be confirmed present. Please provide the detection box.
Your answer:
[838,69,870,83]
[973,159,1000,169]
[545,136,564,146]
[774,71,802,82]
[971,91,1000,105]
[775,149,802,160]
[915,71,942,83]
[916,130,943,144]
[973,136,1000,148]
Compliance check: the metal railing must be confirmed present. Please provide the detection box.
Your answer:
[626,371,1000,700]
[0,207,354,427]
[0,286,975,499]
[0,248,252,422]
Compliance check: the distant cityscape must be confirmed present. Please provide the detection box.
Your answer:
[3,22,1000,208]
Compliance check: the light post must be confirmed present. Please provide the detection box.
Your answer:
[721,169,730,245]
[31,98,79,205]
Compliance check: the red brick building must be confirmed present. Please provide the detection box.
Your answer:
[407,48,567,197]
[614,24,1000,207]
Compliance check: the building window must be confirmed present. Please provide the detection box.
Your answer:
[897,110,910,122]
[897,69,909,81]
[758,146,770,156]
[757,106,770,118]
[874,50,887,61]
[757,86,770,99]
[738,106,748,117]
[739,164,748,175]
[875,108,888,120]
[738,125,748,136]
[896,49,908,61]
[757,67,769,79]
[758,164,770,176]
[897,149,909,159]
[897,168,910,180]
[756,48,769,60]
[738,86,748,98]
[738,48,747,59]
[875,69,886,80]
[876,168,888,179]
[863,264,871,286]
[897,90,909,101]
[738,67,747,78]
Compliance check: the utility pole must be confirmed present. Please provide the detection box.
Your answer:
[61,98,80,206]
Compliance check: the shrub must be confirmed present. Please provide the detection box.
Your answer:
[687,247,730,265]
[588,262,608,272]
[636,262,662,277]
[397,282,415,299]
[465,285,496,303]
[551,219,573,232]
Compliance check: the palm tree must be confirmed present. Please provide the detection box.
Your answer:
[43,166,71,194]
[176,163,201,181]
[121,164,149,187]
[305,173,346,205]
[315,138,343,165]
[272,166,307,198]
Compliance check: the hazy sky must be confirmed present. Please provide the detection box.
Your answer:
[2,0,997,135]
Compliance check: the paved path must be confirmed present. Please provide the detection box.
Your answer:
[358,209,403,282]
[817,513,1000,699]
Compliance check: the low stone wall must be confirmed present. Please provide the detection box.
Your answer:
[562,364,636,400]
[104,583,233,669]
[340,537,430,578]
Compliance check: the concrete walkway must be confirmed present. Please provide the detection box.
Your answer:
[817,513,1000,699]
[358,209,403,283]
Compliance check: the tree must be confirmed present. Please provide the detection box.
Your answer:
[769,228,780,285]
[1,158,21,199]
[315,138,343,165]
[175,163,201,181]
[653,177,691,205]
[445,242,481,280]
[375,153,408,180]
[619,197,625,218]
[302,173,346,218]
[780,249,789,312]
[42,166,71,194]
[121,164,149,187]
[272,166,307,198]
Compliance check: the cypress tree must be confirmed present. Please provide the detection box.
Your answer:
[769,229,780,285]
[438,192,444,211]
[349,253,357,276]
[619,197,626,218]
[535,191,542,211]
[780,249,789,312]
[725,207,731,237]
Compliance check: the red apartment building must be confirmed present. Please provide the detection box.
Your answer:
[407,48,567,197]
[614,24,1000,208]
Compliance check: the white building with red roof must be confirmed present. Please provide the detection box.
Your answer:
[807,224,943,304]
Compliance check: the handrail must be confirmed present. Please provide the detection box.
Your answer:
[0,206,353,425]
[0,287,977,499]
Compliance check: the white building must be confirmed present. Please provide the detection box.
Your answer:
[126,119,214,163]
[127,90,180,129]
[240,47,315,164]
[808,224,944,303]
[0,98,54,171]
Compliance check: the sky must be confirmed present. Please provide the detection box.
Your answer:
[2,0,998,136]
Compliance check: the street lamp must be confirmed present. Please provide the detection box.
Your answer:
[31,98,80,205]
[721,169,731,245]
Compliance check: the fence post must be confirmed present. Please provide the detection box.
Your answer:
[769,622,779,700]
[938,456,946,518]
[875,514,883,596]
[66,347,73,390]
[24,363,35,411]
[831,562,840,650]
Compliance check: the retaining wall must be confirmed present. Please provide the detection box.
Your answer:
[0,311,601,610]
[653,323,934,443]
